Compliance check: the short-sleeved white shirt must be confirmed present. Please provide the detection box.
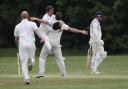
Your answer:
[14,19,38,44]
[39,13,55,34]
[47,20,69,46]
[48,20,69,30]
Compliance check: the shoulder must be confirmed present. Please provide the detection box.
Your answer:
[61,21,69,30]
[91,19,99,25]
[28,21,37,25]
[52,14,55,18]
[15,23,21,29]
[43,13,48,19]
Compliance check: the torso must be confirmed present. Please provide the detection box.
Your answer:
[14,19,37,45]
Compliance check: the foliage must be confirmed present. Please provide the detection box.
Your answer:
[0,0,128,54]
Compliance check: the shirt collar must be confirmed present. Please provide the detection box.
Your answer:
[21,19,28,22]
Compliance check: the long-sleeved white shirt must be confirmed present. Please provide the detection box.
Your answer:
[90,18,102,42]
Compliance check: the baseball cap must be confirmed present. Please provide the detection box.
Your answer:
[96,11,102,17]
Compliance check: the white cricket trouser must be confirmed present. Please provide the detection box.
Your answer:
[90,41,107,72]
[38,44,67,76]
[42,33,51,52]
[19,43,36,80]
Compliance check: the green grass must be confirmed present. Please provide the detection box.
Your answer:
[0,55,128,89]
[0,48,87,57]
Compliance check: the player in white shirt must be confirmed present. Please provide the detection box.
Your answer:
[14,11,45,85]
[89,12,107,74]
[31,11,88,78]
[39,5,55,35]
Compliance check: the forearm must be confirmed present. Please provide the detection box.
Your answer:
[35,30,44,40]
[69,27,83,33]
[36,18,48,24]
[31,17,49,24]
[68,27,88,35]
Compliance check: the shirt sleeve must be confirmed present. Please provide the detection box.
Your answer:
[14,26,19,37]
[91,22,99,40]
[32,22,38,31]
[61,22,69,30]
[43,15,48,20]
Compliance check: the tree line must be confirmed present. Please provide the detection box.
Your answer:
[0,0,128,54]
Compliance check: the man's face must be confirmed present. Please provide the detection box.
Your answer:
[98,16,102,22]
[21,11,29,19]
[48,9,54,16]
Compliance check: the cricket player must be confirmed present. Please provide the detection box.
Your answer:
[39,5,55,35]
[37,5,55,51]
[14,11,45,85]
[89,12,107,74]
[31,11,88,78]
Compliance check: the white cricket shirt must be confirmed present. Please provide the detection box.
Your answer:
[39,13,55,35]
[14,19,38,44]
[48,20,69,46]
[90,18,102,41]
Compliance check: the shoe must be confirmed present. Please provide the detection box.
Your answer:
[28,59,32,71]
[35,74,44,78]
[91,71,100,75]
[25,79,30,85]
[62,74,68,79]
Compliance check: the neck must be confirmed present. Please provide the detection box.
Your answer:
[22,18,28,20]
[47,12,52,17]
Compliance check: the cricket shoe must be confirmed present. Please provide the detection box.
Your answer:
[91,71,100,75]
[35,74,44,78]
[62,74,68,79]
[25,79,31,85]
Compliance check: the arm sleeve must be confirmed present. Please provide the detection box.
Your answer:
[91,22,99,40]
[14,26,19,37]
[91,22,103,45]
[33,22,38,31]
[61,22,69,30]
[43,15,48,20]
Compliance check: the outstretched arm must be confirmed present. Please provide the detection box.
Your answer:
[30,17,49,24]
[68,27,88,35]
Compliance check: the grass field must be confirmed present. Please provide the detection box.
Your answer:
[0,55,128,89]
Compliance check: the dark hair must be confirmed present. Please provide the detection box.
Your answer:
[46,5,54,12]
[52,22,61,30]
[55,12,62,20]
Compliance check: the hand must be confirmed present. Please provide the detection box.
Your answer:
[99,40,104,46]
[58,29,63,32]
[30,17,38,21]
[40,39,44,43]
[97,40,104,46]
[81,30,88,35]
